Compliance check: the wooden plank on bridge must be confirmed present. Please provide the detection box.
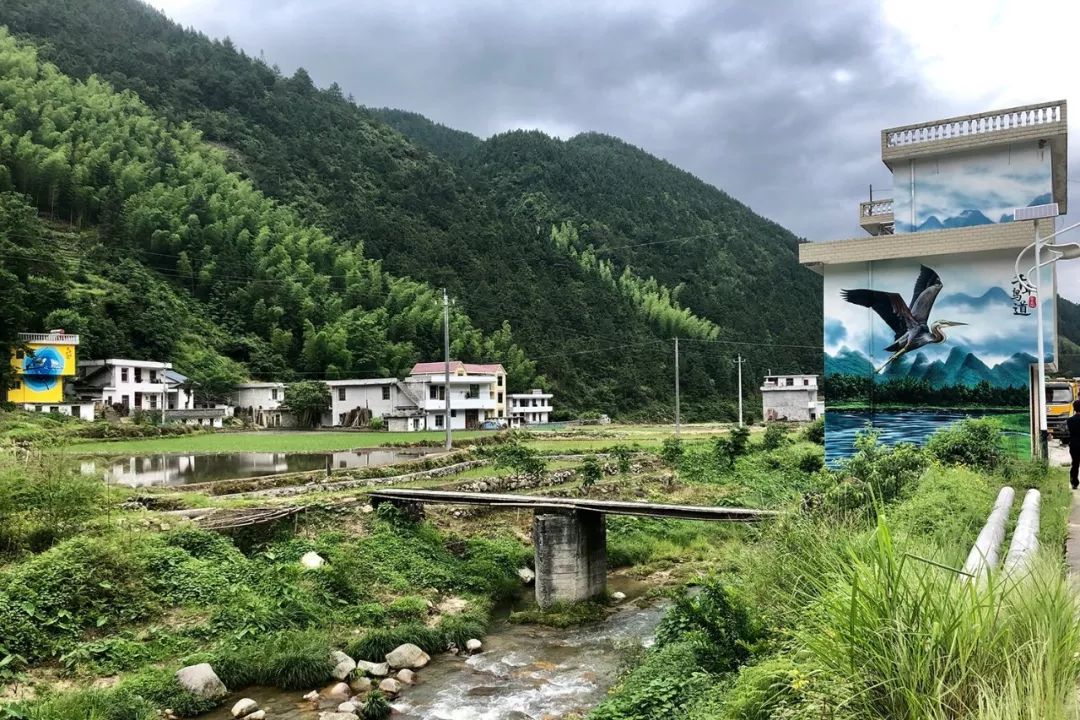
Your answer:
[368,488,778,522]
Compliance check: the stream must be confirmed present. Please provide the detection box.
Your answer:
[197,576,666,720]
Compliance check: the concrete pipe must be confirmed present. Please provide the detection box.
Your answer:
[1002,489,1041,575]
[961,486,1015,580]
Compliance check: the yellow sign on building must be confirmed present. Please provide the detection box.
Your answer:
[7,333,79,404]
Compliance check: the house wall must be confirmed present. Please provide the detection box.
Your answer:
[762,389,816,422]
[329,383,399,426]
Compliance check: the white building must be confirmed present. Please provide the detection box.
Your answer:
[508,389,554,425]
[231,382,297,428]
[400,361,506,431]
[77,359,191,414]
[761,374,823,422]
[325,378,421,428]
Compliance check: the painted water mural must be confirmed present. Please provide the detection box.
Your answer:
[892,141,1052,233]
[823,249,1054,462]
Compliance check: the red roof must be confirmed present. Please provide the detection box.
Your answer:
[409,360,505,376]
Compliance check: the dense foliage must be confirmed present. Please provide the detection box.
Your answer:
[0,0,822,417]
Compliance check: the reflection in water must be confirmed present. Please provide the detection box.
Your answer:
[826,409,1027,462]
[79,448,434,487]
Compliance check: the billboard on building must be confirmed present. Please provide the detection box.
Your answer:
[7,342,77,403]
[823,249,1054,462]
[892,141,1053,233]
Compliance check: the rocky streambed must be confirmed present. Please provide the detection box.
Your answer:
[196,579,665,720]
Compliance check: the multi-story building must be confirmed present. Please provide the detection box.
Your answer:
[402,360,506,431]
[760,375,821,422]
[800,100,1067,462]
[508,389,554,425]
[77,359,191,415]
[7,331,94,419]
[231,382,296,428]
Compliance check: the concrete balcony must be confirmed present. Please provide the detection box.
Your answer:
[424,397,497,411]
[859,199,894,236]
[511,405,553,414]
[881,100,1068,212]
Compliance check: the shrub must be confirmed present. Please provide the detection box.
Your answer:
[482,438,546,476]
[121,667,220,717]
[214,629,335,689]
[14,686,156,720]
[437,614,486,649]
[802,418,825,445]
[387,595,429,622]
[344,624,443,661]
[369,416,385,431]
[655,580,760,674]
[808,429,928,516]
[361,690,392,720]
[659,437,684,467]
[728,425,751,456]
[610,445,633,474]
[926,418,1005,471]
[590,641,713,720]
[760,424,788,451]
[578,455,603,491]
[0,453,105,555]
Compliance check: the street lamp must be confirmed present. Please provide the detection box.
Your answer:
[1012,212,1080,457]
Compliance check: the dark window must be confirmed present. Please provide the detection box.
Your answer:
[468,384,480,399]
[121,368,129,383]
[497,392,503,403]
[134,369,142,383]
[434,414,444,428]
[271,388,279,400]
[451,410,457,418]
[382,386,391,400]
[338,388,346,401]
[497,375,503,387]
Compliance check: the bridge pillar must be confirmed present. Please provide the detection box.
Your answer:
[532,509,606,608]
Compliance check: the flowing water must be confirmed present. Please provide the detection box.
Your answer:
[78,448,436,487]
[197,577,665,720]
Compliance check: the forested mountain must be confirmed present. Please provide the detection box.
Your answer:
[1060,297,1080,376]
[0,0,824,418]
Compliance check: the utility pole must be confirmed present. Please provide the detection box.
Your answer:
[443,288,452,451]
[733,355,746,427]
[674,337,680,437]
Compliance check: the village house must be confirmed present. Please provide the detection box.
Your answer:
[230,382,297,428]
[760,374,823,422]
[76,359,192,414]
[508,388,555,425]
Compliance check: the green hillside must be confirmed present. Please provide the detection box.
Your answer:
[1060,296,1080,376]
[0,0,823,417]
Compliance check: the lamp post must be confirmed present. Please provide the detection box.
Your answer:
[1012,215,1080,458]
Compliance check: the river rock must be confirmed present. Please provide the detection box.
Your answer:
[517,567,536,584]
[378,678,403,696]
[355,659,390,677]
[330,650,356,680]
[337,701,359,713]
[175,663,227,700]
[246,712,266,720]
[319,713,359,720]
[611,591,627,602]
[300,551,325,569]
[325,682,351,701]
[386,643,430,669]
[348,676,373,694]
[396,668,415,684]
[231,698,259,718]
[303,690,320,703]
[465,638,482,652]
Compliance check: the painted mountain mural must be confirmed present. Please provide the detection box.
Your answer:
[826,347,1033,390]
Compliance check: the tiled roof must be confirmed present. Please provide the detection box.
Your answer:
[463,363,505,374]
[409,360,506,375]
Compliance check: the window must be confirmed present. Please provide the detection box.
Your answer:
[134,369,142,383]
[121,368,129,383]
[149,396,158,409]
[50,406,59,414]
[271,388,279,400]
[429,385,445,400]
[338,388,346,401]
[786,378,794,386]
[467,384,480,399]
[11,380,20,390]
[497,392,503,403]
[149,371,157,382]
[382,386,391,400]
[15,349,24,359]
[497,375,503,387]
[451,410,457,418]
[434,414,444,428]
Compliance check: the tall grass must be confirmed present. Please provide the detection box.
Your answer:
[797,519,1080,719]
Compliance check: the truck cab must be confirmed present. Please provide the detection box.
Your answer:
[1047,381,1078,442]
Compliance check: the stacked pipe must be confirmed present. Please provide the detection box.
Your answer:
[961,486,1042,580]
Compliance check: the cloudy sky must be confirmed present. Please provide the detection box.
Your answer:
[147,0,1080,300]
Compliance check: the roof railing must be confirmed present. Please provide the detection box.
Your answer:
[17,332,80,345]
[884,100,1065,149]
[860,199,893,217]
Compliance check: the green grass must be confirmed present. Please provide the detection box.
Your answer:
[61,430,485,455]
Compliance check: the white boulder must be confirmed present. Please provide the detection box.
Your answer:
[337,701,359,713]
[378,678,403,696]
[611,591,627,602]
[175,664,227,700]
[319,713,360,720]
[396,668,415,684]
[517,567,536,584]
[246,712,266,720]
[300,551,325,569]
[303,690,320,703]
[324,682,351,701]
[355,659,390,677]
[231,698,259,718]
[465,638,482,652]
[349,676,373,694]
[385,643,430,669]
[330,650,357,680]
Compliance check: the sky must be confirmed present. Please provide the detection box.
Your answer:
[146,0,1080,301]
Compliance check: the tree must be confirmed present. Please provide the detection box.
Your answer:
[283,381,330,427]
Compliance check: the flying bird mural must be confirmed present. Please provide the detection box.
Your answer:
[842,265,967,373]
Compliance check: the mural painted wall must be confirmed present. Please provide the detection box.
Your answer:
[7,342,77,403]
[893,141,1052,233]
[823,249,1055,462]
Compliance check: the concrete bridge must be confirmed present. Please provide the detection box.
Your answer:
[369,489,778,608]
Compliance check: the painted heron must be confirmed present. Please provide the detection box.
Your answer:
[841,265,967,373]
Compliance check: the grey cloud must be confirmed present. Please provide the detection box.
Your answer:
[155,0,968,241]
